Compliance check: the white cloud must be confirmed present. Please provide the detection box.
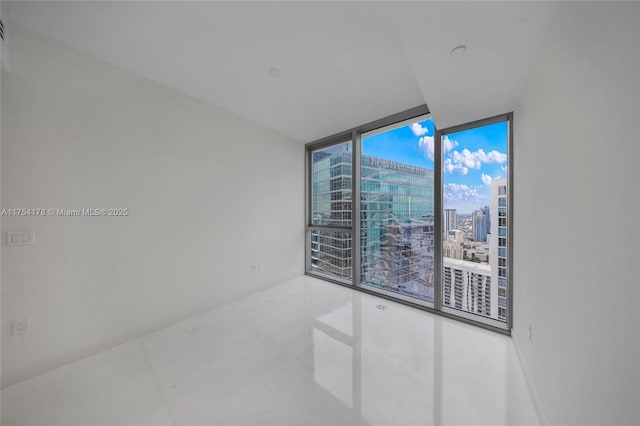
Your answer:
[444,183,480,203]
[444,147,507,174]
[481,173,492,186]
[501,165,508,172]
[487,150,508,163]
[418,135,457,162]
[410,122,429,137]
[443,136,457,153]
[452,148,481,169]
[444,158,468,175]
[418,136,435,161]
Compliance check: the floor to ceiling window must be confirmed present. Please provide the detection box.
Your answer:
[359,119,435,305]
[306,106,512,332]
[438,115,512,329]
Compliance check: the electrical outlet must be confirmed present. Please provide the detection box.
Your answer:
[251,264,260,272]
[8,230,35,246]
[11,318,31,336]
[527,322,532,339]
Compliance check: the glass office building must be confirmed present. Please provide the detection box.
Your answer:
[311,148,434,301]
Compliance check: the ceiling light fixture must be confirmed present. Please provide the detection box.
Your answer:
[268,67,282,77]
[449,45,466,56]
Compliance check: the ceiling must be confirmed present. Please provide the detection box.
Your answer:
[3,1,558,142]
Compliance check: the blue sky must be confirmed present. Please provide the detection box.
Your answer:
[362,118,508,214]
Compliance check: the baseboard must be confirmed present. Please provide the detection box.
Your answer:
[1,274,299,389]
[512,333,549,426]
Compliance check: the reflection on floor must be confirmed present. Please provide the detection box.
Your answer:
[1,276,539,426]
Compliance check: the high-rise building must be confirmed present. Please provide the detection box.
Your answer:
[442,179,508,321]
[443,239,463,260]
[490,178,508,321]
[311,151,435,301]
[311,148,352,228]
[310,230,352,278]
[444,208,457,237]
[311,151,508,314]
[370,222,434,299]
[447,229,464,243]
[360,156,434,300]
[472,206,490,243]
[311,147,353,278]
[442,258,492,315]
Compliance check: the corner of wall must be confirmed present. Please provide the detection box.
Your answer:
[511,332,548,426]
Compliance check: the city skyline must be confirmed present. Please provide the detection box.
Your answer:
[362,118,508,214]
[311,117,509,321]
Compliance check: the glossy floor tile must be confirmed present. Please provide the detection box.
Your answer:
[1,276,540,426]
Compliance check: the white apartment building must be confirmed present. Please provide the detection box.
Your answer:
[443,208,457,238]
[442,258,492,316]
[447,229,464,243]
[490,178,508,321]
[443,179,507,321]
[443,239,463,260]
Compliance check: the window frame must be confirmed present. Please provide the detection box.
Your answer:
[305,106,513,334]
[306,135,354,285]
[436,112,514,331]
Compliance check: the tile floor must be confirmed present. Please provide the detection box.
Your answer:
[1,276,539,426]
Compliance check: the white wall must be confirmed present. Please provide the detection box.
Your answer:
[1,24,304,387]
[514,3,640,425]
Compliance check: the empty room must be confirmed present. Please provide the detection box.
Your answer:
[1,1,639,425]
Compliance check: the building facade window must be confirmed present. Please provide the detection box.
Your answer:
[306,107,513,332]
